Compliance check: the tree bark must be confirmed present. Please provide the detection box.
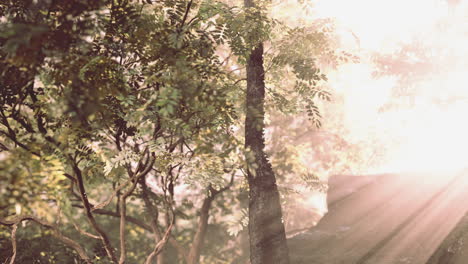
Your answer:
[243,1,290,263]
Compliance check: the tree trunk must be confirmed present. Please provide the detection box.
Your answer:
[186,182,234,264]
[187,196,213,264]
[244,1,290,263]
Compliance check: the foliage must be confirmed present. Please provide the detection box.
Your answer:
[0,0,348,263]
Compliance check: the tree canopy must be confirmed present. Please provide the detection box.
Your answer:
[0,0,345,263]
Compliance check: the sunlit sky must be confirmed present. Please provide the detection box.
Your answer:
[310,0,468,173]
[314,0,450,51]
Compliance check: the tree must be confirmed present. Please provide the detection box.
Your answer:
[241,0,351,263]
[0,1,241,263]
[0,0,346,263]
[243,0,290,263]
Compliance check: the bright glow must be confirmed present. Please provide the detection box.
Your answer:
[314,0,447,52]
[312,0,468,174]
[304,192,328,216]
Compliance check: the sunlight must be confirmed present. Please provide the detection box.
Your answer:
[6,1,468,263]
[304,192,328,216]
[313,0,468,174]
[314,0,447,51]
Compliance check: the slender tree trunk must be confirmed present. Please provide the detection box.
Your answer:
[187,196,214,264]
[244,1,290,263]
[187,181,233,264]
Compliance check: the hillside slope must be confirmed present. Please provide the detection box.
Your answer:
[289,171,468,264]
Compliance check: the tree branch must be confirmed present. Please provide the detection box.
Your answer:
[8,224,18,264]
[145,205,175,264]
[93,150,152,212]
[140,175,175,264]
[179,0,194,30]
[118,153,156,264]
[71,163,118,263]
[72,221,100,240]
[79,206,189,263]
[0,215,91,263]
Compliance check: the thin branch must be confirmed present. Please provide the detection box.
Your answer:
[73,205,153,231]
[145,206,175,264]
[179,0,194,30]
[93,149,151,212]
[71,163,118,263]
[0,215,91,263]
[72,221,100,240]
[8,224,18,264]
[211,172,235,196]
[118,154,156,264]
[140,175,175,263]
[233,78,247,86]
[220,52,233,66]
[228,67,245,74]
[0,127,40,157]
[79,205,189,263]
[92,181,130,211]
